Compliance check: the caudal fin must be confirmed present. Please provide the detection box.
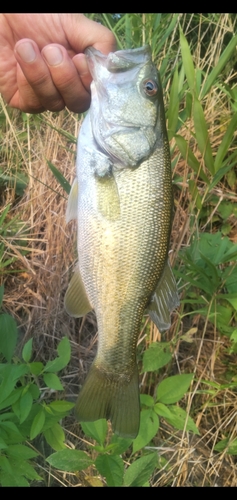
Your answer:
[75,364,140,438]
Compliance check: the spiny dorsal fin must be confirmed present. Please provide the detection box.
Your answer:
[66,178,78,223]
[64,265,92,317]
[147,259,179,331]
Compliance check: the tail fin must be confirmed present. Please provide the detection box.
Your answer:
[75,364,140,439]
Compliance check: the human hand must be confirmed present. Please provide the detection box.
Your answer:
[0,14,116,113]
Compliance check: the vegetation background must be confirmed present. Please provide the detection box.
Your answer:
[0,13,236,486]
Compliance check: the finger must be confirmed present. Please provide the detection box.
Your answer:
[42,44,91,113]
[14,39,65,112]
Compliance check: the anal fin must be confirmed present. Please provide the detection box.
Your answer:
[147,259,179,331]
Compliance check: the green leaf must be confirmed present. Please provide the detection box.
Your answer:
[19,390,33,424]
[214,438,237,455]
[0,365,28,406]
[49,400,75,413]
[200,33,237,99]
[0,421,24,444]
[140,394,154,408]
[22,338,33,363]
[133,409,159,454]
[28,362,43,375]
[156,374,193,404]
[44,337,71,373]
[109,434,132,455]
[43,373,64,391]
[214,112,237,172]
[30,409,45,440]
[47,449,92,471]
[168,67,179,140]
[164,405,199,434]
[188,179,203,210]
[142,342,172,372]
[123,453,157,487]
[43,423,66,451]
[46,160,71,194]
[193,97,215,175]
[81,419,108,446]
[95,454,124,486]
[179,27,195,93]
[0,471,30,487]
[154,402,173,419]
[0,314,18,361]
[6,444,38,460]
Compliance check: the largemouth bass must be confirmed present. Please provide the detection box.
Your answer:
[65,45,179,438]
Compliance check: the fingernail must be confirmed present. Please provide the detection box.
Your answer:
[42,46,63,66]
[16,41,36,63]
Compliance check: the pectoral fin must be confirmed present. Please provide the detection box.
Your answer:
[147,260,179,331]
[96,174,120,220]
[66,178,78,223]
[64,265,92,317]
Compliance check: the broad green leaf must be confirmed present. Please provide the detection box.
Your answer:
[47,449,92,471]
[214,112,237,172]
[43,373,64,391]
[7,457,41,481]
[81,419,108,446]
[0,472,30,487]
[123,453,157,487]
[0,421,24,444]
[0,314,18,362]
[44,337,71,373]
[22,338,33,363]
[109,434,132,455]
[0,365,28,405]
[19,390,33,424]
[0,387,22,411]
[200,33,237,99]
[30,409,45,440]
[142,342,172,373]
[133,409,159,454]
[43,423,66,451]
[164,405,199,434]
[156,374,193,404]
[154,402,173,419]
[140,394,154,408]
[214,438,237,455]
[179,27,195,93]
[95,454,124,486]
[49,400,75,413]
[193,98,215,175]
[28,362,43,375]
[6,444,38,460]
[47,160,71,194]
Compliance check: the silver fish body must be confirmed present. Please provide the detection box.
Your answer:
[65,45,179,438]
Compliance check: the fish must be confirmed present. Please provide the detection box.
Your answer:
[65,45,179,438]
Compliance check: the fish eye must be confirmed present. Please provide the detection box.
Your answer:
[143,79,158,97]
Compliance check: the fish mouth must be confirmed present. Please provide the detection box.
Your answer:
[85,45,152,77]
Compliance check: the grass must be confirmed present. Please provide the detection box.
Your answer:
[0,14,237,486]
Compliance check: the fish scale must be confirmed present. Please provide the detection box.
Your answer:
[65,45,179,437]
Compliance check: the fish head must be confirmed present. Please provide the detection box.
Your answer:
[85,45,166,169]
